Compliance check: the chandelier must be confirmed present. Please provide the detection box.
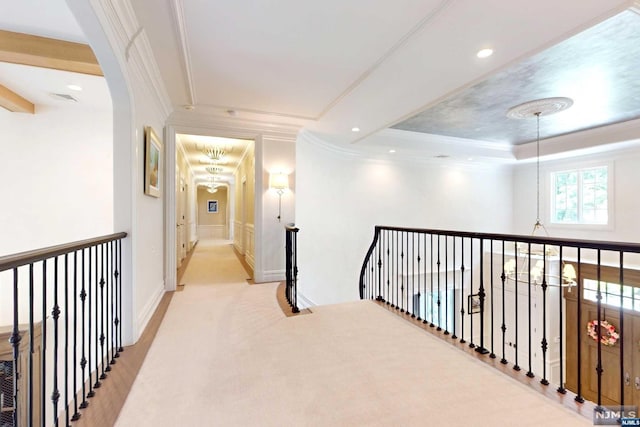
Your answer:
[206,166,223,175]
[203,146,229,162]
[504,97,576,288]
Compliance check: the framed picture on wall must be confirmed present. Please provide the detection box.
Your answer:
[144,126,162,198]
[207,200,218,213]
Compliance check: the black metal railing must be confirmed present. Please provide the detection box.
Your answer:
[0,232,127,427]
[360,225,640,415]
[285,225,300,313]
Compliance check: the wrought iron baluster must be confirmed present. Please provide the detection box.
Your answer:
[100,243,107,380]
[444,236,449,334]
[500,241,507,365]
[72,251,81,421]
[460,238,466,343]
[29,263,35,426]
[526,242,534,379]
[596,249,603,408]
[41,260,48,427]
[386,231,390,304]
[118,239,124,353]
[411,232,416,318]
[64,253,70,427]
[476,239,488,354]
[618,251,624,405]
[490,240,495,358]
[80,249,89,409]
[430,234,435,327]
[109,241,116,367]
[400,232,405,313]
[377,232,383,302]
[94,245,101,390]
[52,257,61,427]
[416,232,422,321]
[423,233,428,325]
[10,268,21,427]
[575,248,584,403]
[436,234,441,331]
[540,245,549,385]
[514,242,520,372]
[451,237,457,339]
[557,247,566,394]
[469,239,474,348]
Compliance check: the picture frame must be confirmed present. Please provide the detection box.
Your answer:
[144,126,162,198]
[468,293,481,314]
[207,200,218,213]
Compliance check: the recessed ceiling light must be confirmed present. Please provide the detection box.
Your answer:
[66,84,82,91]
[476,48,494,58]
[389,149,396,154]
[467,157,474,161]
[351,127,360,132]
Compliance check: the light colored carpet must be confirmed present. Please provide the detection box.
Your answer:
[116,239,589,427]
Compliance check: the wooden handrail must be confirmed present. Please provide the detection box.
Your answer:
[0,232,127,272]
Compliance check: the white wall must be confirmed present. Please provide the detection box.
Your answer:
[259,136,296,282]
[512,146,640,243]
[0,105,113,256]
[296,132,514,306]
[69,0,172,344]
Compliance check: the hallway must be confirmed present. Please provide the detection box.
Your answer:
[115,240,590,426]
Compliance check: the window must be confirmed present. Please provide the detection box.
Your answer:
[551,166,609,225]
[583,279,640,312]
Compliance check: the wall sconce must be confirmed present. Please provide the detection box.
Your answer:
[269,172,289,222]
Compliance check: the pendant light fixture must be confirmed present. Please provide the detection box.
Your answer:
[504,97,576,287]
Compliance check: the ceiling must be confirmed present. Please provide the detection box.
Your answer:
[177,134,252,189]
[132,0,639,155]
[392,10,640,146]
[3,0,640,165]
[0,0,111,114]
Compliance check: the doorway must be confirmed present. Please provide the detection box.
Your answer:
[565,264,640,408]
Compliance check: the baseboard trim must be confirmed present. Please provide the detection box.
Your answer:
[136,285,165,341]
[297,291,316,309]
[232,245,254,279]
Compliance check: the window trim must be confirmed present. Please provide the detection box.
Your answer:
[545,160,614,231]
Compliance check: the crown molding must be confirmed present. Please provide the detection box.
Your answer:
[514,117,640,161]
[170,0,196,105]
[95,0,172,118]
[167,109,302,141]
[299,130,512,171]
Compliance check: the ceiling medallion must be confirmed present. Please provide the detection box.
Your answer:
[506,97,573,119]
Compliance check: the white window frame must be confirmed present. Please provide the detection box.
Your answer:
[546,160,614,231]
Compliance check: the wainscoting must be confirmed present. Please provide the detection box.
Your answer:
[197,224,227,239]
[232,221,255,271]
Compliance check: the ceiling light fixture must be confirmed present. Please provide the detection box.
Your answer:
[504,97,575,288]
[351,127,360,132]
[206,166,223,175]
[389,149,396,154]
[203,146,229,162]
[66,84,82,91]
[476,48,494,58]
[506,97,573,235]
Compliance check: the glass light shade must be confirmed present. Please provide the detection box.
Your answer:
[563,264,577,281]
[504,259,516,275]
[269,172,289,191]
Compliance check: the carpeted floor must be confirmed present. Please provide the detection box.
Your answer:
[115,239,589,426]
